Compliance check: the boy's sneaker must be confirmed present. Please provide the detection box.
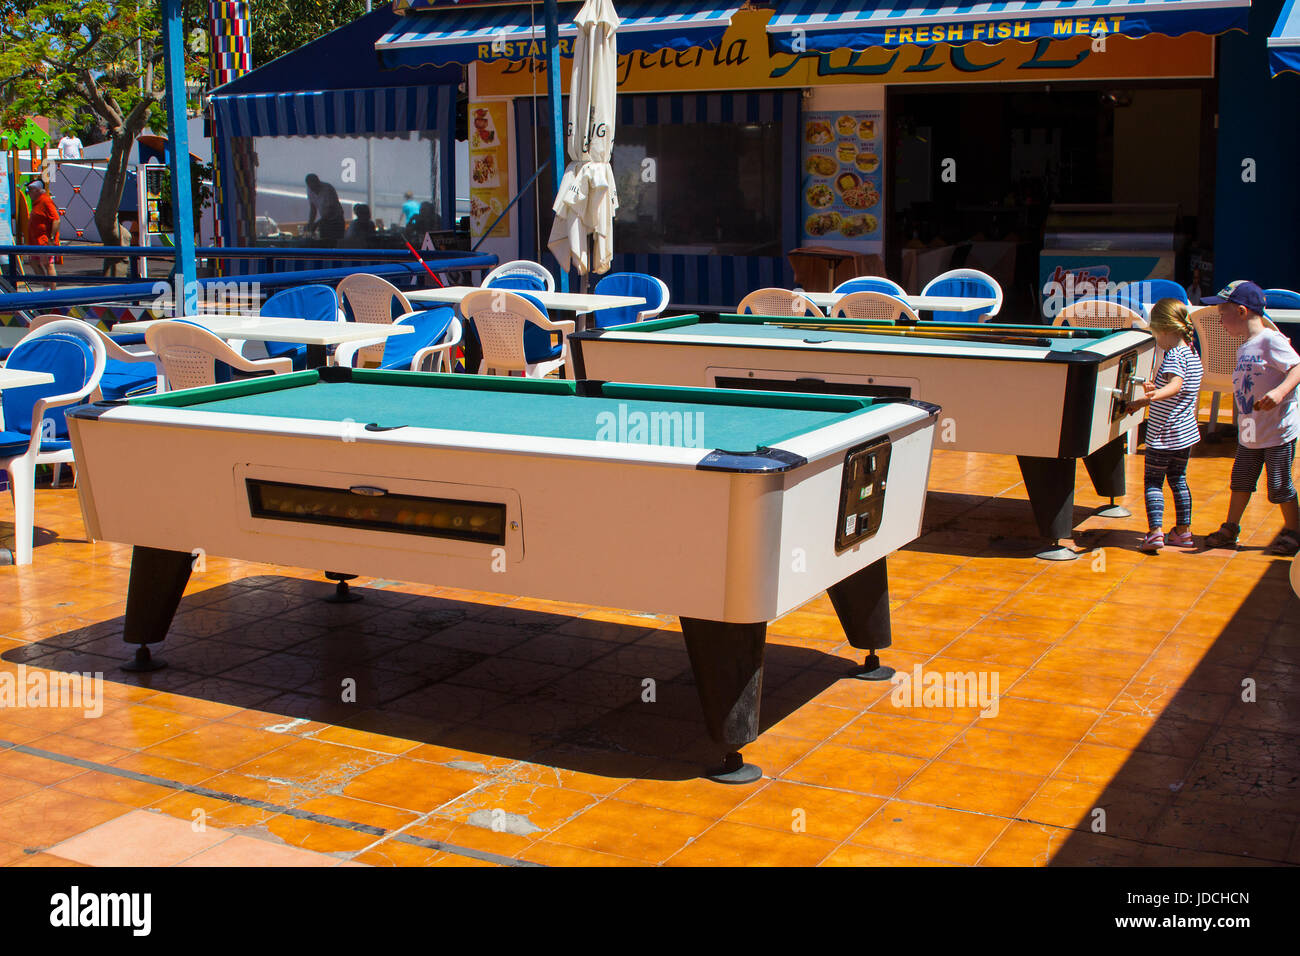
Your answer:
[1139,530,1164,553]
[1204,522,1241,549]
[1166,529,1195,548]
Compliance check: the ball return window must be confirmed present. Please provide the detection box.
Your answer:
[245,479,507,546]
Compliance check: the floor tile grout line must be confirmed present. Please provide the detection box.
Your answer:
[0,736,542,868]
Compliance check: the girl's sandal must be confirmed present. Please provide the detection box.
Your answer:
[1139,531,1164,553]
[1265,528,1300,557]
[1204,523,1240,549]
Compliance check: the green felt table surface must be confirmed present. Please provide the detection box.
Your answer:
[623,318,1104,353]
[131,372,869,452]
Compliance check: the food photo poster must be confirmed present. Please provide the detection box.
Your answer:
[801,109,883,252]
[469,101,510,240]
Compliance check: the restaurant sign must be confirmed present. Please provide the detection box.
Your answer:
[767,8,1248,53]
[477,10,1213,96]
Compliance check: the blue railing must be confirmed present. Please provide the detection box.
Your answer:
[0,247,496,317]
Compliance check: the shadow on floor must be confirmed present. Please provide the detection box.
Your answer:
[2,575,855,782]
[1047,559,1300,865]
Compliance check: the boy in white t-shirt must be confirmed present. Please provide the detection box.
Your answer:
[1202,281,1300,555]
[57,134,82,159]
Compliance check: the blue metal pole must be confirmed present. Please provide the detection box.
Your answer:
[161,0,197,314]
[543,0,568,292]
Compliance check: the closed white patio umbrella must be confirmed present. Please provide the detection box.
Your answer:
[547,0,619,278]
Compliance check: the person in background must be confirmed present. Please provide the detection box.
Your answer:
[404,201,440,244]
[344,203,375,247]
[24,180,60,290]
[1127,299,1203,552]
[57,131,83,159]
[304,173,345,246]
[1202,281,1300,556]
[401,190,420,227]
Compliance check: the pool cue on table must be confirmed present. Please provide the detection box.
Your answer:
[766,323,1056,347]
[764,320,1086,340]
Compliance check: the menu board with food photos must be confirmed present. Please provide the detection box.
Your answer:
[801,110,883,250]
[469,101,510,240]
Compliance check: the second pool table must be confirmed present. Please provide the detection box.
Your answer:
[572,314,1157,559]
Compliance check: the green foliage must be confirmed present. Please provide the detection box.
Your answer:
[251,0,370,68]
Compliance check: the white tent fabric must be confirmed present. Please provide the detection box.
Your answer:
[547,0,619,276]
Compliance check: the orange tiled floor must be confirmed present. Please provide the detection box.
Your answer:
[1,434,1297,867]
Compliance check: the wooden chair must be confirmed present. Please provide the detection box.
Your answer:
[833,291,919,323]
[737,288,825,318]
[144,321,292,391]
[337,273,414,368]
[459,289,573,378]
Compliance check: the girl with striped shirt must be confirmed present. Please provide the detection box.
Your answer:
[1128,299,1203,552]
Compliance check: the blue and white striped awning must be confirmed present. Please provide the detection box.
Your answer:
[210,85,454,138]
[377,0,741,66]
[766,0,1252,52]
[1270,0,1300,76]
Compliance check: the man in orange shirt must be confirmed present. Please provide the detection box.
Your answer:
[24,179,60,290]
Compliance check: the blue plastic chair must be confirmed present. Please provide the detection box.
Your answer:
[482,261,554,291]
[591,273,670,328]
[28,315,159,401]
[260,285,341,370]
[832,276,905,297]
[922,269,1003,323]
[0,321,106,564]
[335,308,462,372]
[1264,288,1300,309]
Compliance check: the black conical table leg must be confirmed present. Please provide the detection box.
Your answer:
[324,572,362,603]
[828,557,896,681]
[1085,435,1131,518]
[679,618,766,784]
[1017,455,1080,560]
[120,546,192,671]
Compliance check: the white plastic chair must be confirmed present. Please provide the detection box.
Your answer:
[481,260,556,292]
[145,321,293,391]
[1189,306,1248,432]
[0,320,106,565]
[28,315,162,484]
[460,289,573,378]
[1054,299,1148,330]
[334,311,463,373]
[832,291,920,323]
[923,268,1004,321]
[337,273,414,368]
[737,288,825,317]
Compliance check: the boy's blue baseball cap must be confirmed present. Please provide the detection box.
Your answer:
[1203,279,1268,316]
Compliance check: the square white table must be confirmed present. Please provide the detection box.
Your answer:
[408,286,646,332]
[111,314,413,368]
[0,367,55,390]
